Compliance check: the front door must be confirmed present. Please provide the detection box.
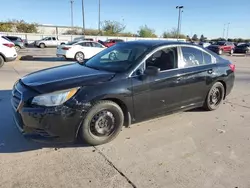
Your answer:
[132,46,185,119]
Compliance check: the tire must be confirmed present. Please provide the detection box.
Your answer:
[15,45,21,52]
[61,43,65,45]
[80,100,124,145]
[75,52,85,63]
[218,49,223,55]
[0,55,4,68]
[39,43,45,48]
[203,82,225,111]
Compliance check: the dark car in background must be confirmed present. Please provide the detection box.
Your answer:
[3,36,25,52]
[207,41,235,55]
[11,40,235,145]
[234,43,250,54]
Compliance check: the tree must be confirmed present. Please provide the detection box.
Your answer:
[0,22,13,32]
[102,20,125,35]
[162,28,186,39]
[137,25,157,38]
[0,20,37,33]
[192,34,198,41]
[200,34,207,41]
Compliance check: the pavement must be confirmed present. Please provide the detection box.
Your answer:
[0,54,250,188]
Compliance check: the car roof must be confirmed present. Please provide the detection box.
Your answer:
[124,40,190,47]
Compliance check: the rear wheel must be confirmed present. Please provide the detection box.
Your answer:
[39,43,45,48]
[75,52,85,63]
[203,82,225,111]
[80,101,124,145]
[0,55,4,68]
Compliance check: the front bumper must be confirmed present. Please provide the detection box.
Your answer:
[5,55,17,62]
[11,83,85,143]
[12,103,83,143]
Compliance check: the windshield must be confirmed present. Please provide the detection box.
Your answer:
[84,43,149,72]
[216,41,226,45]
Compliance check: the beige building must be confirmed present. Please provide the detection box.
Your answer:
[37,24,83,35]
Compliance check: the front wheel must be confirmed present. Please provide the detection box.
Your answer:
[80,101,124,145]
[218,49,223,55]
[203,82,225,111]
[15,45,21,52]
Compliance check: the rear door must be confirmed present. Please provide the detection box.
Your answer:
[78,42,94,59]
[177,46,217,106]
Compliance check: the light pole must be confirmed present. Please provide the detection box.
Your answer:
[226,22,230,40]
[222,23,226,39]
[82,0,85,35]
[176,6,184,39]
[98,0,101,34]
[70,0,74,28]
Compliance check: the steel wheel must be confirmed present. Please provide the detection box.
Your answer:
[75,52,84,62]
[204,82,225,111]
[80,100,124,145]
[89,110,116,137]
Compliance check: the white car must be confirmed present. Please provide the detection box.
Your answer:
[56,40,106,62]
[0,36,17,68]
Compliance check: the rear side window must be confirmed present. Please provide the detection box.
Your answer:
[52,37,56,40]
[80,42,92,47]
[91,42,103,48]
[203,52,212,64]
[180,47,204,68]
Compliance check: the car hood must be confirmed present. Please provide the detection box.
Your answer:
[21,63,115,93]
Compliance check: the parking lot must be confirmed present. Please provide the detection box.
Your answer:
[0,51,250,188]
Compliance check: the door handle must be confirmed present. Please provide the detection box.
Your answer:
[207,69,213,74]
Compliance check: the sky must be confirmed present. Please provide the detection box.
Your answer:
[0,0,250,39]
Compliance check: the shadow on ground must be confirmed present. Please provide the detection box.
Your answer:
[0,90,88,153]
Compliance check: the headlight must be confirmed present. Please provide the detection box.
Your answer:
[32,88,79,107]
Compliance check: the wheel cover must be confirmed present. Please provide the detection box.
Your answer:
[209,87,222,107]
[90,110,116,137]
[76,53,84,62]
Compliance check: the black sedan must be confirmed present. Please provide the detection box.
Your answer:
[234,43,250,54]
[11,40,235,145]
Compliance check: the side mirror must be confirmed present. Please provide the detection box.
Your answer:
[144,66,160,76]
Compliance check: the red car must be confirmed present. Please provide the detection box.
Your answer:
[207,41,235,55]
[98,39,124,47]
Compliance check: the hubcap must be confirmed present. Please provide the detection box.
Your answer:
[76,53,84,62]
[90,110,115,137]
[209,87,221,106]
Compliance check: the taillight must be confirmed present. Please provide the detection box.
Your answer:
[229,64,235,72]
[62,47,71,50]
[3,43,14,48]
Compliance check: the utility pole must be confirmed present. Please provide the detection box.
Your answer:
[176,6,184,39]
[82,0,85,35]
[70,0,74,28]
[226,22,230,40]
[98,0,101,34]
[179,10,184,36]
[222,23,226,39]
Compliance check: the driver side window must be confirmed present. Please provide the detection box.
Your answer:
[145,47,178,71]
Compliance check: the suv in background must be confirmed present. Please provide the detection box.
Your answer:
[0,36,17,68]
[207,41,235,55]
[3,36,25,52]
